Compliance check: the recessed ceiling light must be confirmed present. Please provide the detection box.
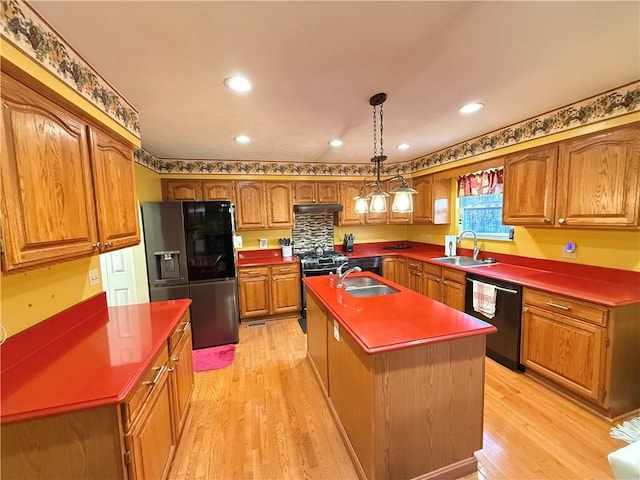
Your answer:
[459,102,484,114]
[397,143,411,150]
[234,135,250,144]
[329,139,343,147]
[224,76,252,92]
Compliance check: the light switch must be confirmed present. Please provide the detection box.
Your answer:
[333,319,340,342]
[233,235,243,249]
[88,269,100,286]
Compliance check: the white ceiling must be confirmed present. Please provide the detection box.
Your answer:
[32,1,640,166]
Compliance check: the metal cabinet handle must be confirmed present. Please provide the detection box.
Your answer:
[523,307,529,313]
[558,218,566,224]
[279,267,292,272]
[168,367,175,372]
[182,322,190,332]
[544,218,551,224]
[92,242,102,249]
[104,241,114,248]
[172,356,179,362]
[546,301,570,310]
[247,271,261,276]
[143,365,165,385]
[443,280,448,285]
[273,276,276,280]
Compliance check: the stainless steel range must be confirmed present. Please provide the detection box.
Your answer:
[299,250,349,319]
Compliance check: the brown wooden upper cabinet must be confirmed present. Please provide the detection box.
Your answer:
[294,181,339,204]
[162,179,234,202]
[338,181,365,226]
[234,181,294,230]
[265,182,294,228]
[503,124,639,228]
[412,175,451,225]
[0,72,139,273]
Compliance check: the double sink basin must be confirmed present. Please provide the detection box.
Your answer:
[341,256,495,297]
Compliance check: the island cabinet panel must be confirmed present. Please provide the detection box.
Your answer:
[235,181,266,229]
[306,293,329,392]
[327,314,375,480]
[88,126,140,251]
[162,179,203,201]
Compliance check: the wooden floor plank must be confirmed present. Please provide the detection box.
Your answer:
[169,317,625,480]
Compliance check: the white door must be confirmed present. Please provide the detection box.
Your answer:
[100,247,139,306]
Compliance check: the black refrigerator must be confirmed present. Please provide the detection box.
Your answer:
[141,201,239,349]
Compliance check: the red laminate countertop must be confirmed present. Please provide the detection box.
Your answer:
[0,298,191,425]
[237,248,298,267]
[304,272,496,355]
[343,243,640,307]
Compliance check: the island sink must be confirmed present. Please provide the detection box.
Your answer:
[431,256,492,267]
[340,276,400,297]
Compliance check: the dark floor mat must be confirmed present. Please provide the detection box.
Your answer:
[297,317,307,334]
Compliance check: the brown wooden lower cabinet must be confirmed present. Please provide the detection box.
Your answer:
[1,313,194,480]
[307,290,486,479]
[238,263,301,320]
[521,288,640,418]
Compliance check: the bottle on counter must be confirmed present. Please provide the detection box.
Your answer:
[329,272,335,288]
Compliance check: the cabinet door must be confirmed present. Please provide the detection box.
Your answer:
[162,179,203,201]
[316,182,339,203]
[396,257,409,288]
[407,262,424,294]
[502,146,558,225]
[382,257,397,283]
[556,125,639,227]
[235,181,266,229]
[339,182,365,226]
[294,182,316,203]
[170,323,194,441]
[266,182,294,228]
[521,305,607,403]
[0,73,99,271]
[412,175,434,224]
[238,268,270,318]
[306,292,329,391]
[126,366,175,480]
[88,127,140,250]
[441,268,465,310]
[271,269,301,314]
[202,180,234,202]
[422,263,442,301]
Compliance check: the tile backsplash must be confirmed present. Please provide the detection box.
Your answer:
[292,213,334,254]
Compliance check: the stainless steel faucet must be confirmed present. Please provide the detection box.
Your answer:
[457,230,480,260]
[336,263,362,287]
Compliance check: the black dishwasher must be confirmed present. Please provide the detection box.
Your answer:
[347,256,382,275]
[464,273,524,372]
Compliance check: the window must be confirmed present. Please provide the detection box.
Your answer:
[456,168,513,240]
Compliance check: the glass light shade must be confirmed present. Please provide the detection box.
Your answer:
[368,188,389,213]
[391,191,414,213]
[354,195,369,214]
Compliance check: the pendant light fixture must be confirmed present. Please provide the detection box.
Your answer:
[353,93,417,214]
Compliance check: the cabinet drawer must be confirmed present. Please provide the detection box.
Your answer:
[238,267,270,278]
[122,347,170,430]
[442,267,465,285]
[407,260,422,271]
[271,263,300,275]
[524,288,608,326]
[168,312,191,353]
[422,262,442,276]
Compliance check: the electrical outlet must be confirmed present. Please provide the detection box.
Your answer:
[88,269,100,286]
[562,250,576,259]
[425,234,432,242]
[233,235,243,249]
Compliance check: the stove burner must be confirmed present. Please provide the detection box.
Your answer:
[299,250,349,271]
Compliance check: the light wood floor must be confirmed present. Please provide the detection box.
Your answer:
[169,317,625,480]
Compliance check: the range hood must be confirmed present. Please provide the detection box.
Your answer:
[294,203,343,214]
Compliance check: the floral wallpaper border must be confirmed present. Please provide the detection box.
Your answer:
[1,0,140,138]
[137,82,639,176]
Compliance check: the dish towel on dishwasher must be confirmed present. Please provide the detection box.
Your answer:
[472,280,497,319]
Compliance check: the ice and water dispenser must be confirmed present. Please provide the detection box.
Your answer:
[154,251,184,282]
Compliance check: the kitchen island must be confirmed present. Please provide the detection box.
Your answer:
[304,272,496,480]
